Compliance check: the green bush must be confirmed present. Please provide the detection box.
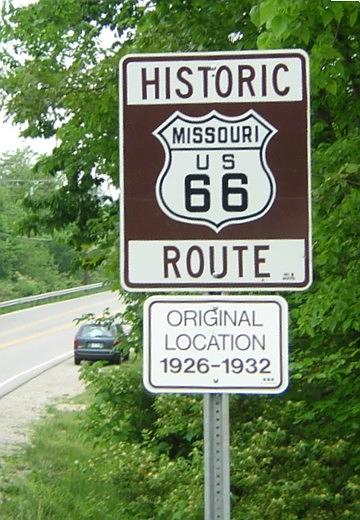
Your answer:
[79,355,360,519]
[80,361,204,520]
[80,361,155,444]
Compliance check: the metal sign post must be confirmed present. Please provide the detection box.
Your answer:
[204,394,230,520]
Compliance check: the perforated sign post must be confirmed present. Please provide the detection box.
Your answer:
[120,50,311,292]
[120,49,309,520]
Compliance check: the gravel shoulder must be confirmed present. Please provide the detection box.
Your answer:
[0,358,85,454]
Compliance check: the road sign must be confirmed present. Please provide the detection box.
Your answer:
[120,50,311,291]
[143,295,288,394]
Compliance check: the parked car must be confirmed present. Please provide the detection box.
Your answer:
[73,322,129,365]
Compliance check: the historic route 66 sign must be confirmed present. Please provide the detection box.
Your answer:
[154,110,277,232]
[120,50,311,291]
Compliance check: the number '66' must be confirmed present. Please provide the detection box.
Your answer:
[185,172,248,213]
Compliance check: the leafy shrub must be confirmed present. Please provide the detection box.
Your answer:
[80,361,155,444]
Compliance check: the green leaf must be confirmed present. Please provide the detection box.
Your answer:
[331,4,344,23]
[344,163,359,174]
[301,27,310,45]
[321,8,334,27]
[326,79,338,95]
[249,5,260,27]
[349,9,358,28]
[270,15,288,37]
[257,31,271,49]
[259,1,276,26]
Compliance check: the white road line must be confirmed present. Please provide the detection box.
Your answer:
[0,351,73,393]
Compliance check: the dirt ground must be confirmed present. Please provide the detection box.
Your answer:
[0,358,85,453]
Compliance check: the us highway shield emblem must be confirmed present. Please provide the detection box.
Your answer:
[154,110,277,232]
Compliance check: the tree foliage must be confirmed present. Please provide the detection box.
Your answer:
[1,0,359,518]
[0,148,84,298]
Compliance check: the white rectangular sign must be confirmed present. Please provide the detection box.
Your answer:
[129,239,306,286]
[143,295,288,394]
[126,56,304,105]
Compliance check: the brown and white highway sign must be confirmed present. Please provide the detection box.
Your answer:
[119,50,311,291]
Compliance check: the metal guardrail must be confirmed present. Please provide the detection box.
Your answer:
[0,282,104,309]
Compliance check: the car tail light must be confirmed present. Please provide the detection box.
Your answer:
[73,338,79,350]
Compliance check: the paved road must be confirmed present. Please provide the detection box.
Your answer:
[0,291,123,397]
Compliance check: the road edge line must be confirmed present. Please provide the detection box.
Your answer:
[0,351,73,399]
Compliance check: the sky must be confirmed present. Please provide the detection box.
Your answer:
[0,0,118,200]
[0,116,56,156]
[0,0,54,156]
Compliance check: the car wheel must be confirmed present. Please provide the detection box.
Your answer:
[74,357,81,366]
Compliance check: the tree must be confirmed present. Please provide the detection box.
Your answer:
[1,0,359,518]
[0,148,83,298]
[0,0,141,279]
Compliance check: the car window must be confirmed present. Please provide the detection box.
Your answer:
[81,325,112,338]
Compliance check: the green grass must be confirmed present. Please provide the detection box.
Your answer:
[0,397,122,520]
